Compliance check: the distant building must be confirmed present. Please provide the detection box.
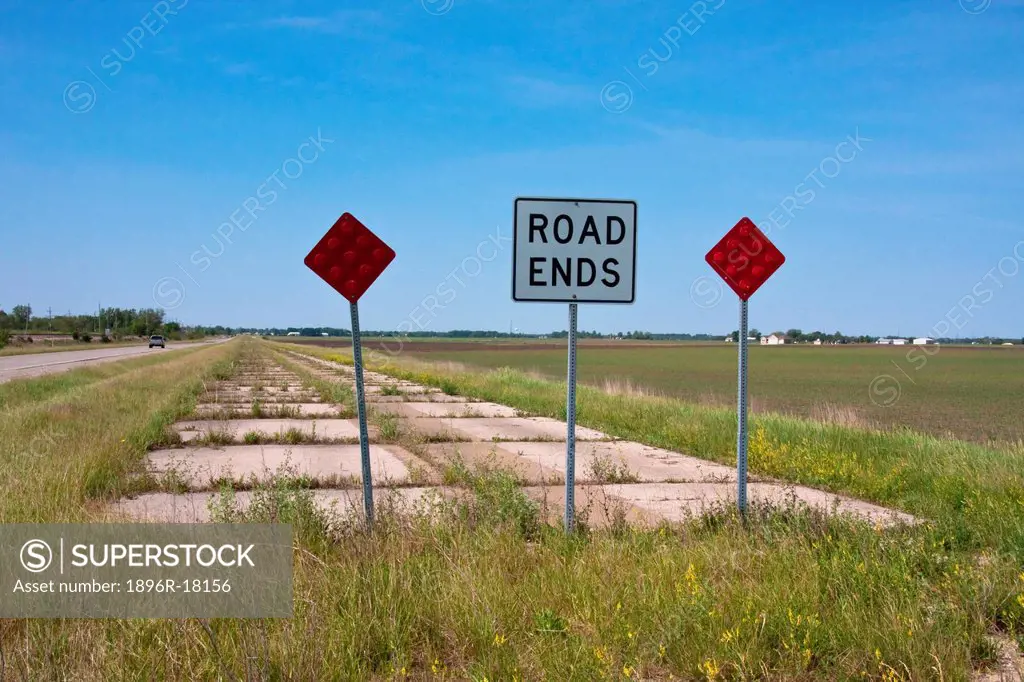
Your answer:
[321,333,329,337]
[892,339,907,345]
[761,333,787,346]
[286,331,300,336]
[876,338,892,345]
[813,338,822,345]
[913,337,936,345]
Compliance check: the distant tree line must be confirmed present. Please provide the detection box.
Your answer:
[0,303,229,349]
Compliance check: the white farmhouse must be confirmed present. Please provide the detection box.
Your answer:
[913,337,936,345]
[760,333,787,346]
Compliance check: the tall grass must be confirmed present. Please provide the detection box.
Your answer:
[0,343,240,521]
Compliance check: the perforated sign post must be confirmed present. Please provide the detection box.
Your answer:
[513,197,637,532]
[704,217,785,515]
[305,212,396,530]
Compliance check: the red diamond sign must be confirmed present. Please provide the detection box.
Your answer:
[704,217,785,301]
[305,213,396,303]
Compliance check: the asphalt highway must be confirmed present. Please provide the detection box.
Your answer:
[0,338,228,384]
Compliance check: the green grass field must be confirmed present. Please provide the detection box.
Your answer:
[375,340,1024,447]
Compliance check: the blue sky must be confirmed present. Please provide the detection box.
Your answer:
[1,0,1022,337]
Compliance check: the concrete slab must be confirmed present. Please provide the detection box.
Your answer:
[201,394,323,404]
[367,393,470,404]
[423,442,561,484]
[260,386,308,394]
[367,395,418,404]
[147,444,414,488]
[409,417,610,442]
[194,403,343,418]
[602,482,918,526]
[495,441,736,483]
[377,402,519,418]
[523,483,916,528]
[364,384,440,395]
[174,419,365,443]
[422,393,472,403]
[110,487,453,523]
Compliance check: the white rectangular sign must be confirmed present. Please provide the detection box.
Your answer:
[512,197,637,303]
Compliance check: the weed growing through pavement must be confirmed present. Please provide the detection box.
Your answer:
[208,465,332,546]
[374,412,401,441]
[193,427,235,447]
[587,452,640,484]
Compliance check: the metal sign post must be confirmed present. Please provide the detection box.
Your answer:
[349,300,374,528]
[736,299,749,514]
[564,302,578,532]
[703,217,786,516]
[511,197,638,533]
[304,212,397,532]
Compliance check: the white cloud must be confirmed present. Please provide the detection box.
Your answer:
[259,10,385,35]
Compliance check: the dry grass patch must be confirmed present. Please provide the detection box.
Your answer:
[809,401,872,429]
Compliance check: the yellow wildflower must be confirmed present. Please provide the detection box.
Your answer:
[701,658,720,680]
[493,633,507,647]
[684,563,700,596]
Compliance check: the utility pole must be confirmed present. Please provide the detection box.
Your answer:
[47,307,52,331]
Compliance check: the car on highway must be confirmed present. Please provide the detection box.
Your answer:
[148,335,166,349]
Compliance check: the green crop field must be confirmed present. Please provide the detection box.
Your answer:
[381,340,1024,447]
